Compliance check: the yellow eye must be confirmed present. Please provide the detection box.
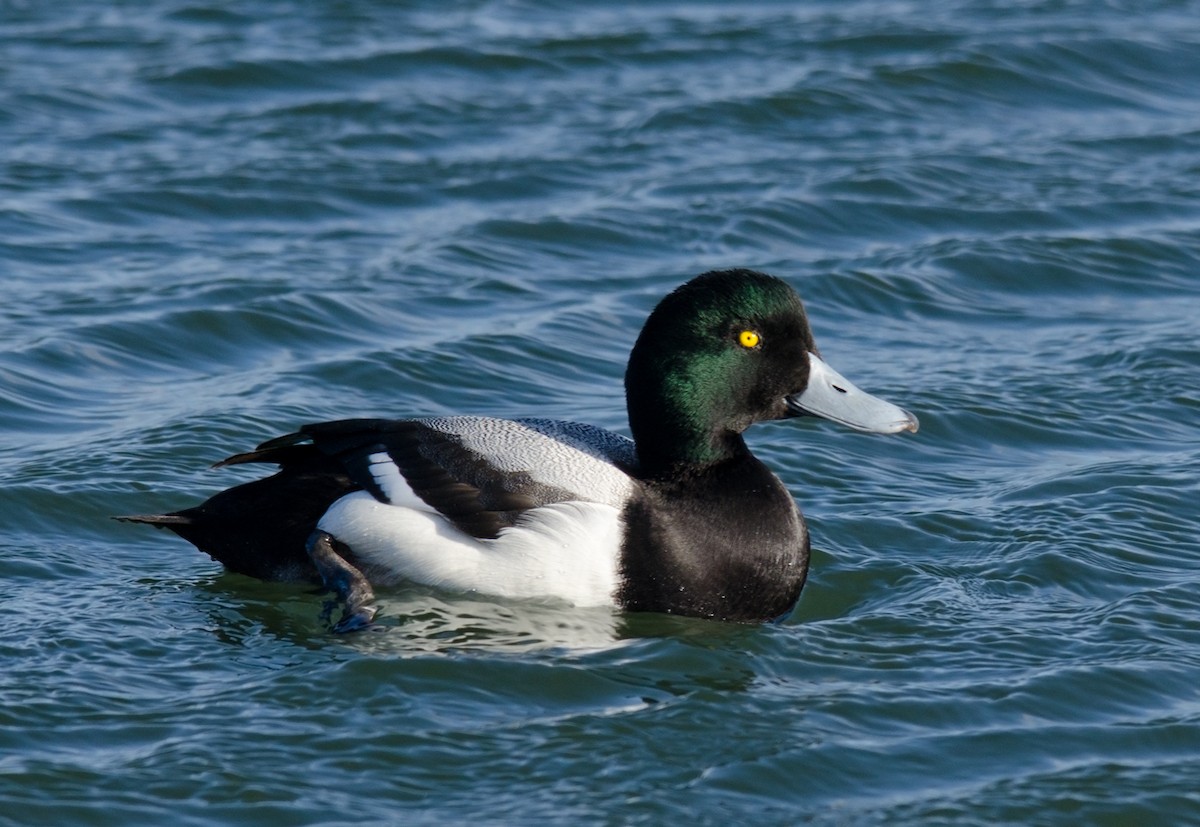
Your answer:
[738,330,761,349]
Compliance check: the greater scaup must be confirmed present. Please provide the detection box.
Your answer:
[120,269,917,630]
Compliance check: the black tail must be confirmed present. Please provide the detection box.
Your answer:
[117,445,359,583]
[114,513,192,527]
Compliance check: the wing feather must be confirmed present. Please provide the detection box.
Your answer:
[272,417,638,540]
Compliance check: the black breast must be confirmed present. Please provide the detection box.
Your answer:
[616,455,810,622]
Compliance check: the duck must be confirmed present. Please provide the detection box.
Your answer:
[119,269,918,630]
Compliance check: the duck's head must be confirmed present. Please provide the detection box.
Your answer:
[625,269,918,476]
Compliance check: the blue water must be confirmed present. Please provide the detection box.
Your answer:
[3,1,1200,824]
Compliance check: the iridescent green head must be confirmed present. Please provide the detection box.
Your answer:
[625,269,917,476]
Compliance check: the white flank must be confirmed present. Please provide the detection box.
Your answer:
[317,491,623,607]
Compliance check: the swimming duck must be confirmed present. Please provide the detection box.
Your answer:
[120,269,917,630]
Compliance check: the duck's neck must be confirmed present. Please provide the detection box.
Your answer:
[634,418,749,480]
[625,370,749,479]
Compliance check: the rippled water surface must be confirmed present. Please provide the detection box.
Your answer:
[3,1,1200,824]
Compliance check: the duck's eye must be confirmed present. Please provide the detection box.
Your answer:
[738,330,761,349]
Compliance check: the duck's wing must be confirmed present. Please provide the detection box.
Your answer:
[238,416,639,540]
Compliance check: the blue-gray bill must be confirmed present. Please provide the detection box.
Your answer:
[786,352,919,434]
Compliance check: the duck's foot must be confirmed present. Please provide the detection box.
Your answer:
[306,530,379,633]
